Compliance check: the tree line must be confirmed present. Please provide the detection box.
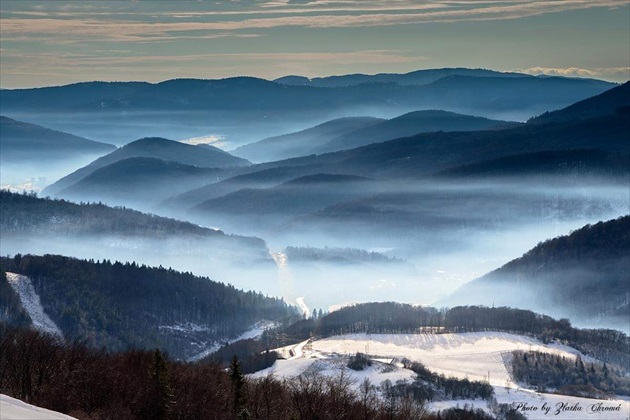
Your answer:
[511,350,630,397]
[269,303,628,369]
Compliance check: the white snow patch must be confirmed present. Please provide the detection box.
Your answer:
[328,301,357,313]
[158,322,210,333]
[5,273,63,339]
[295,297,309,316]
[250,357,415,392]
[1,394,76,419]
[186,320,278,362]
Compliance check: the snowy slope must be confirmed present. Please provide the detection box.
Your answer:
[253,332,630,419]
[187,320,278,362]
[1,394,76,420]
[5,273,63,339]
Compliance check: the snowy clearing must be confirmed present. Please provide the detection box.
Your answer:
[251,332,630,419]
[1,394,76,420]
[5,273,63,339]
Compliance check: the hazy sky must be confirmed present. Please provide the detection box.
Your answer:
[1,0,628,88]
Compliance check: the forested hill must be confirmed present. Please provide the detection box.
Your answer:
[0,254,297,360]
[0,115,115,157]
[0,190,265,248]
[443,217,630,330]
[0,190,273,271]
[529,81,629,124]
[213,302,629,370]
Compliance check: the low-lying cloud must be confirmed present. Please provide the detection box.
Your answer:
[516,66,630,81]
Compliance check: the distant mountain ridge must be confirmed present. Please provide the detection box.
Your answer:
[1,71,614,146]
[191,173,378,227]
[0,116,115,158]
[55,157,223,209]
[273,68,533,87]
[43,137,249,196]
[235,110,512,162]
[233,117,384,162]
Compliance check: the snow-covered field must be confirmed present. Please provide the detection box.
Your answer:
[0,394,76,420]
[5,273,63,339]
[310,332,588,386]
[251,332,630,419]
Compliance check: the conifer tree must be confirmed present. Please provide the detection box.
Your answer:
[149,349,173,420]
[230,354,249,419]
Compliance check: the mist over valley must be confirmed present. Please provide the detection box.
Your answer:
[1,67,629,420]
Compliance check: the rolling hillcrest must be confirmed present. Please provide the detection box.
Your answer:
[235,110,513,162]
[0,72,614,147]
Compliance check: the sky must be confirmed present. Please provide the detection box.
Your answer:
[0,0,629,88]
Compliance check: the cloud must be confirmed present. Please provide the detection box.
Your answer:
[0,49,426,87]
[1,1,627,44]
[0,49,420,67]
[179,135,226,148]
[515,66,630,81]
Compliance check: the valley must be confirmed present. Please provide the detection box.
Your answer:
[1,66,628,420]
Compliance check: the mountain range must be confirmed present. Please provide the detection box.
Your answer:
[0,70,615,146]
[234,110,513,162]
[273,68,528,87]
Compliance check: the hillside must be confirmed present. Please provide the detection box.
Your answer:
[233,117,384,162]
[212,302,630,406]
[235,110,511,162]
[55,157,222,209]
[433,149,630,180]
[158,166,324,212]
[251,332,629,419]
[245,109,630,181]
[43,137,250,196]
[529,81,629,124]
[0,254,294,359]
[0,116,115,159]
[312,110,513,155]
[0,326,521,420]
[441,217,630,330]
[0,190,271,266]
[190,174,378,232]
[0,394,76,420]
